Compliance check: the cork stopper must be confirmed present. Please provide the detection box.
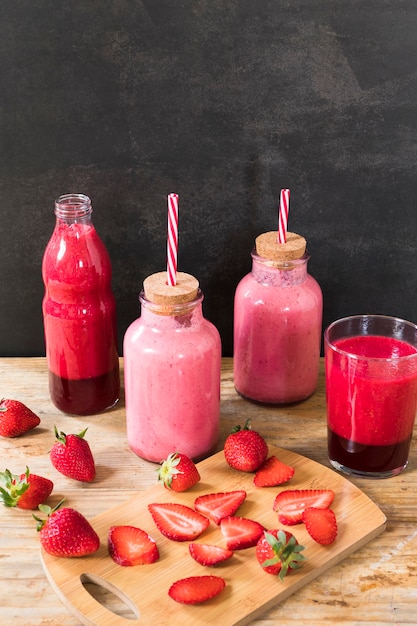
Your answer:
[255,231,307,261]
[143,271,199,306]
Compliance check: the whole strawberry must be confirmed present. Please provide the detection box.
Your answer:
[0,467,53,510]
[0,398,40,437]
[34,501,100,557]
[157,452,200,492]
[256,529,305,580]
[224,420,268,472]
[50,426,96,482]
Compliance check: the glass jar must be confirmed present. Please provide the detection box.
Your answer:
[123,272,221,462]
[234,231,322,404]
[42,194,120,415]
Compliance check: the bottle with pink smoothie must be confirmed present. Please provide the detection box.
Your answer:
[42,193,120,415]
[123,271,221,462]
[234,231,322,404]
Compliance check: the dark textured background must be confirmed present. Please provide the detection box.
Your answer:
[1,1,417,357]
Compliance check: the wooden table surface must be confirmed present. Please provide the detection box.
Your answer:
[1,357,416,626]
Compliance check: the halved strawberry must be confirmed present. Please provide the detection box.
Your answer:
[189,543,234,566]
[148,502,209,541]
[219,516,265,550]
[273,489,335,525]
[253,456,294,487]
[108,525,159,566]
[194,490,247,525]
[168,575,226,604]
[302,507,338,545]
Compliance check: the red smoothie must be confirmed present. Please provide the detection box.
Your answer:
[326,334,417,475]
[42,217,119,415]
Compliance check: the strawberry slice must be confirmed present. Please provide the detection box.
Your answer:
[220,516,265,550]
[303,507,338,545]
[148,502,209,541]
[108,525,159,566]
[273,489,335,525]
[194,490,247,525]
[168,575,226,604]
[253,456,295,487]
[189,543,234,566]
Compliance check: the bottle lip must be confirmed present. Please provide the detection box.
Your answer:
[251,248,310,268]
[55,193,92,218]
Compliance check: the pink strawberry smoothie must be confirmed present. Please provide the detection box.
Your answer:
[326,335,417,448]
[124,295,221,462]
[234,258,322,404]
[42,222,119,414]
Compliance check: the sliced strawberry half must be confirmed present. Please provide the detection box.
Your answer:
[108,525,159,566]
[273,489,335,525]
[168,575,226,604]
[302,507,338,545]
[148,502,209,541]
[253,456,295,487]
[194,490,247,525]
[220,516,265,550]
[189,543,234,566]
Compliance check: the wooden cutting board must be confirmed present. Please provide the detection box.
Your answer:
[41,446,387,626]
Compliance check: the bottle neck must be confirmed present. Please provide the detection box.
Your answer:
[55,193,93,225]
[139,290,204,324]
[251,249,309,286]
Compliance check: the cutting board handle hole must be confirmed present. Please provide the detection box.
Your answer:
[80,573,140,621]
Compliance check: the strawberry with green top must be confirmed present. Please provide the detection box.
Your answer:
[256,529,306,580]
[108,525,159,566]
[0,398,40,438]
[157,452,200,492]
[254,456,295,487]
[34,501,100,557]
[224,419,268,472]
[0,467,53,510]
[50,426,96,482]
[148,502,209,541]
[168,575,226,604]
[194,490,247,525]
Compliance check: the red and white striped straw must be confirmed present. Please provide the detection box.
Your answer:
[278,188,290,243]
[167,193,179,286]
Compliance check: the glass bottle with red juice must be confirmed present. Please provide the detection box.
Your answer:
[42,193,120,415]
[234,231,323,404]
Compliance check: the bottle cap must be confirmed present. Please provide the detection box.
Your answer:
[255,231,307,261]
[143,271,199,305]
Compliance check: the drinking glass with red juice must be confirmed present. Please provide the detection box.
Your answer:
[325,315,417,478]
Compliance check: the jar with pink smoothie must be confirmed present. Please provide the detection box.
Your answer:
[123,271,221,462]
[42,194,120,415]
[234,231,322,404]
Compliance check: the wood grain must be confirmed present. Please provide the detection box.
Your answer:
[0,358,416,626]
